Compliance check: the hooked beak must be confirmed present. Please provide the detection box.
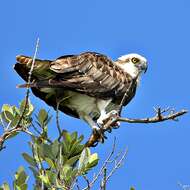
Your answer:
[144,65,148,73]
[143,61,148,73]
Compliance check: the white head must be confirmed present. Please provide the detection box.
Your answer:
[116,53,148,79]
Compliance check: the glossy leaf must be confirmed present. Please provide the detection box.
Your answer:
[22,153,36,167]
[19,99,34,116]
[38,109,48,126]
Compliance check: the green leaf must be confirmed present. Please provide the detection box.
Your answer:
[62,131,72,144]
[45,158,56,169]
[71,132,77,142]
[29,167,38,179]
[12,106,20,115]
[130,187,135,190]
[51,140,59,156]
[14,167,28,190]
[22,153,36,167]
[87,153,99,168]
[9,114,20,128]
[77,135,84,144]
[65,155,80,166]
[2,104,13,114]
[16,183,27,190]
[70,142,84,157]
[19,99,34,116]
[78,148,90,171]
[62,141,69,156]
[71,169,78,178]
[1,104,14,123]
[46,170,56,185]
[61,165,73,181]
[38,173,50,186]
[1,182,10,190]
[38,109,48,126]
[39,144,54,159]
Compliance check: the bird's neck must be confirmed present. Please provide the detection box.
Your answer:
[116,62,139,79]
[115,62,142,85]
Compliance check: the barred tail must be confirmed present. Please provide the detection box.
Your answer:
[14,55,52,81]
[16,55,33,65]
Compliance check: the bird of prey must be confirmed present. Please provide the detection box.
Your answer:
[14,52,147,141]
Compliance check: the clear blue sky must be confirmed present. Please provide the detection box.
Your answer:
[0,0,190,189]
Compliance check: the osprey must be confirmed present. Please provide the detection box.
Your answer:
[14,52,147,140]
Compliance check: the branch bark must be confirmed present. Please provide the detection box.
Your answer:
[86,108,188,147]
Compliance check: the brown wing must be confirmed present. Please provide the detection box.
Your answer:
[14,52,137,106]
[43,52,136,101]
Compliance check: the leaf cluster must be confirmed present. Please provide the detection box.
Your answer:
[0,104,99,190]
[0,99,33,128]
[22,131,98,189]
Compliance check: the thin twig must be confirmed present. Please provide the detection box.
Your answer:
[105,148,128,183]
[82,138,116,190]
[83,175,90,190]
[16,38,40,127]
[31,122,41,135]
[0,38,40,151]
[75,179,81,190]
[0,126,33,151]
[100,168,107,190]
[31,122,52,143]
[56,101,62,141]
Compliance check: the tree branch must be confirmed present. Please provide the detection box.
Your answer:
[0,38,40,151]
[86,107,188,147]
[82,138,116,190]
[0,125,33,151]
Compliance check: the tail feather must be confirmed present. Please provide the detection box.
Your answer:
[14,55,53,81]
[16,55,33,64]
[16,83,36,88]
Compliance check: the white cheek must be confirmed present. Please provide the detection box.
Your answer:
[118,63,139,78]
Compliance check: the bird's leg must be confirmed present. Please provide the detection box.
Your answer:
[97,99,112,126]
[79,113,105,144]
[97,100,120,132]
[97,110,107,126]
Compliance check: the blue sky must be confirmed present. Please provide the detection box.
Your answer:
[0,0,190,189]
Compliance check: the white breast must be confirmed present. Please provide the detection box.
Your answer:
[66,91,99,117]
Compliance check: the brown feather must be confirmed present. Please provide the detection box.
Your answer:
[14,52,137,118]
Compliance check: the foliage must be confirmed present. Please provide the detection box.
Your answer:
[0,99,34,148]
[0,100,99,190]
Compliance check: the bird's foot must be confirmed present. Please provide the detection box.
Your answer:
[97,110,119,125]
[101,110,120,131]
[91,126,107,145]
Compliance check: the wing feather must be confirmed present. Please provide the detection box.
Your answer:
[47,52,136,100]
[15,52,137,105]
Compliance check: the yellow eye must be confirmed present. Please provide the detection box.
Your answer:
[131,57,140,64]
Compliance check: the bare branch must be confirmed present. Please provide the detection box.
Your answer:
[0,125,34,151]
[83,175,90,190]
[82,138,116,190]
[56,101,62,141]
[105,148,128,183]
[118,108,187,123]
[75,179,81,190]
[100,168,107,190]
[86,108,188,147]
[16,37,40,127]
[0,38,40,151]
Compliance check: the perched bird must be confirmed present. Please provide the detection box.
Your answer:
[14,52,147,141]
